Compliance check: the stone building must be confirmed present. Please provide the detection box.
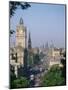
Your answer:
[16,18,27,66]
[48,48,62,68]
[10,18,27,77]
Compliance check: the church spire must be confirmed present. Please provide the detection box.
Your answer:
[19,17,23,25]
[45,42,49,49]
[28,32,32,49]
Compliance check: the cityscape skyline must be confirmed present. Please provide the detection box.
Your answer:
[9,2,66,88]
[10,2,66,48]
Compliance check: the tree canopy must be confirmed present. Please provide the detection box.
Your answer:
[9,1,31,35]
[10,1,31,17]
[41,65,65,86]
[11,77,29,88]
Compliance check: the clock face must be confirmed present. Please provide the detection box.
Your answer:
[17,29,23,33]
[16,29,25,37]
[20,30,23,33]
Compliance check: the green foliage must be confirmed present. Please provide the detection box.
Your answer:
[10,30,15,36]
[10,1,31,17]
[24,48,28,67]
[33,53,40,65]
[10,1,31,36]
[41,65,65,87]
[28,55,33,66]
[11,77,29,88]
[39,52,44,59]
[10,65,16,88]
[61,51,66,84]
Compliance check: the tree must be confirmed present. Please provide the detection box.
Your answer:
[9,1,31,35]
[11,77,29,89]
[61,51,66,85]
[10,30,15,36]
[10,1,31,17]
[33,53,40,65]
[24,48,28,68]
[10,65,16,88]
[28,53,33,67]
[41,65,65,87]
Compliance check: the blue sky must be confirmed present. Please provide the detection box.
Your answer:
[10,3,66,48]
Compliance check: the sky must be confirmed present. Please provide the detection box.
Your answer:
[10,2,66,48]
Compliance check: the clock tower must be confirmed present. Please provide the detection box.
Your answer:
[16,18,27,66]
[16,18,27,48]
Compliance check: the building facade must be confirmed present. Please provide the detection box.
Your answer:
[16,18,27,66]
[10,18,27,77]
[48,48,62,68]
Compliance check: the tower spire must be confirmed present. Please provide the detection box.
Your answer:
[45,42,49,49]
[19,17,23,25]
[50,40,54,49]
[28,32,32,49]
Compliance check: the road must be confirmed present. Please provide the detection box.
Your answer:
[29,55,49,87]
